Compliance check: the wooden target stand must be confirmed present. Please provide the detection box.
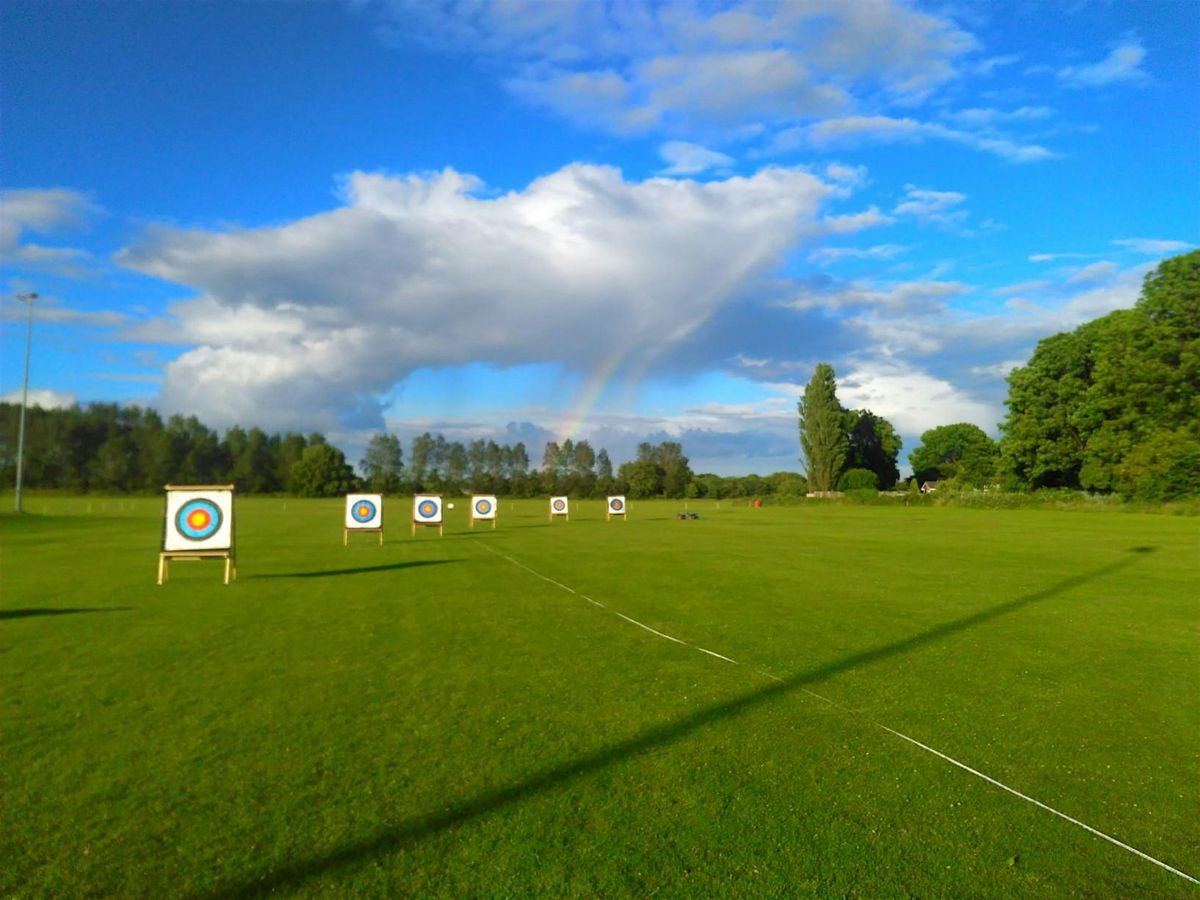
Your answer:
[411,521,444,537]
[158,483,237,585]
[344,527,384,546]
[469,514,496,530]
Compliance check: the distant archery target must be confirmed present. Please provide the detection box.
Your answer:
[550,496,569,516]
[472,495,497,520]
[607,495,626,515]
[345,494,383,529]
[414,495,443,524]
[163,488,234,551]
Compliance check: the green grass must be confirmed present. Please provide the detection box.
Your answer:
[2,496,1197,897]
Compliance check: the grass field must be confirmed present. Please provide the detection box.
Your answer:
[2,496,1197,897]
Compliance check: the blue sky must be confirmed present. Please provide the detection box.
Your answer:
[2,0,1197,475]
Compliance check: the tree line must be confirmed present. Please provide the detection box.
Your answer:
[802,250,1199,501]
[0,405,797,500]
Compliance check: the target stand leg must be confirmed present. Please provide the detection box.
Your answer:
[158,553,167,585]
[224,556,231,585]
[343,529,348,547]
[378,531,383,546]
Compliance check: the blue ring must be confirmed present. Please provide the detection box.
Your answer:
[351,500,377,523]
[176,498,222,541]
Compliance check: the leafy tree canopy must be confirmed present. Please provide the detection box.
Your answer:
[1000,250,1199,499]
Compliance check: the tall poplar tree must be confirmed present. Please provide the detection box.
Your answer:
[798,363,847,492]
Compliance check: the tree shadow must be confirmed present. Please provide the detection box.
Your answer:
[206,548,1154,899]
[249,560,462,580]
[0,607,133,621]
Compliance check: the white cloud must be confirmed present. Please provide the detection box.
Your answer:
[804,115,1057,163]
[0,187,98,274]
[368,0,975,138]
[838,361,1000,437]
[1058,41,1148,88]
[943,106,1053,128]
[823,163,868,186]
[1067,260,1117,284]
[1028,251,1094,263]
[893,186,969,227]
[969,359,1025,379]
[658,141,735,175]
[0,388,77,409]
[117,163,837,431]
[786,279,969,315]
[820,206,895,233]
[1111,238,1194,255]
[808,243,910,264]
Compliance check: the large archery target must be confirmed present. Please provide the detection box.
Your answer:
[550,496,569,515]
[164,489,233,551]
[471,495,497,520]
[414,495,443,523]
[607,495,626,514]
[345,494,383,529]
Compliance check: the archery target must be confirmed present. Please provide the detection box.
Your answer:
[550,496,569,515]
[607,495,626,515]
[345,494,383,529]
[164,489,233,551]
[471,495,497,520]
[413,495,442,524]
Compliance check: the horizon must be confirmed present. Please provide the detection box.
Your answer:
[2,0,1197,476]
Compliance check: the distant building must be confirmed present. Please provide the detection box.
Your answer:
[921,481,939,494]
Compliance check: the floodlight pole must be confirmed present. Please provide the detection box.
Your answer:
[14,292,38,513]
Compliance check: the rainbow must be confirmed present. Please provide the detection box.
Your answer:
[554,349,628,445]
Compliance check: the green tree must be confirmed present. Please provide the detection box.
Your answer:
[798,363,847,492]
[656,441,693,498]
[360,433,404,493]
[844,409,901,489]
[290,443,356,497]
[909,423,998,487]
[409,433,434,489]
[1001,250,1199,498]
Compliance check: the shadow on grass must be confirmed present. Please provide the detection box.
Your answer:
[208,548,1153,899]
[1,607,133,621]
[249,560,462,580]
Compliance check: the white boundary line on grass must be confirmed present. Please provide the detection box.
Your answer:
[479,542,1199,887]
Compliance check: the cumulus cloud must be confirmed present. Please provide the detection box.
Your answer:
[657,141,735,175]
[837,360,1000,437]
[0,387,77,409]
[117,163,837,431]
[1058,41,1149,88]
[0,187,98,274]
[362,0,975,138]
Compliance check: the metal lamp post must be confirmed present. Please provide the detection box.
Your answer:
[14,292,38,513]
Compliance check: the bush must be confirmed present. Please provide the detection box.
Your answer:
[836,468,879,491]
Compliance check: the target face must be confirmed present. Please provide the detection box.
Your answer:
[472,495,497,520]
[413,495,442,523]
[164,489,233,551]
[550,496,569,515]
[608,495,626,514]
[345,494,383,529]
